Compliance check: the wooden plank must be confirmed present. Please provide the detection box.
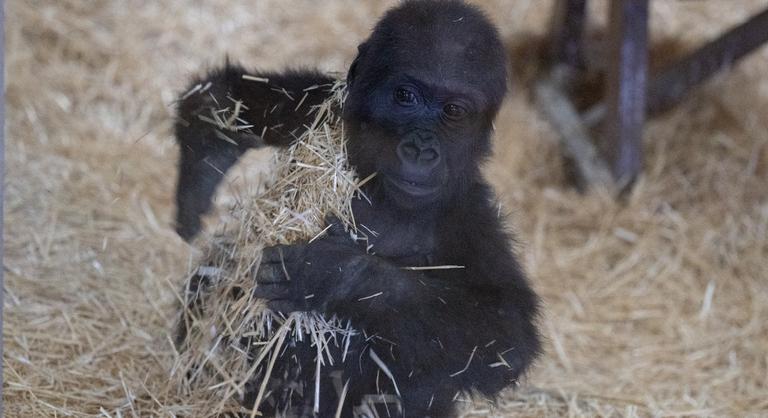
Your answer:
[648,7,768,112]
[602,0,649,188]
[535,70,615,191]
[584,7,768,123]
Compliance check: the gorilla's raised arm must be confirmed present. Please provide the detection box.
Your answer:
[174,64,334,240]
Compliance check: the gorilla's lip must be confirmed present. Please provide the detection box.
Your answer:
[385,175,440,197]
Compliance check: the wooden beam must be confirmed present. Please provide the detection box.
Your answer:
[535,69,615,191]
[584,7,768,122]
[602,0,649,188]
[648,7,768,112]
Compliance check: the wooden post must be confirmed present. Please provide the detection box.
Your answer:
[602,0,649,188]
[549,0,588,69]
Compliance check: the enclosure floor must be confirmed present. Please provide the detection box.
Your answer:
[4,0,768,416]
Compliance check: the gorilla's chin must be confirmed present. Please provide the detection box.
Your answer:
[382,175,442,210]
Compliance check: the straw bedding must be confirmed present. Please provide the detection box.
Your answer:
[174,80,370,416]
[4,0,768,417]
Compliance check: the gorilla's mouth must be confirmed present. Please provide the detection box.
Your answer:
[385,175,440,197]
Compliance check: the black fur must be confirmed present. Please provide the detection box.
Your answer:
[174,65,335,239]
[174,1,540,417]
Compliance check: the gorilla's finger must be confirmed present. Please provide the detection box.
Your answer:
[323,215,348,236]
[253,284,285,300]
[266,300,303,315]
[261,244,304,264]
[254,263,286,283]
[261,245,288,264]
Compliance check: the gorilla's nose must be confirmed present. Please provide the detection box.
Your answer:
[397,131,440,168]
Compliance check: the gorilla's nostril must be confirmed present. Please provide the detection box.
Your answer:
[402,143,420,158]
[421,149,438,161]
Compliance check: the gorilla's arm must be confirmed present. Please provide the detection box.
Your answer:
[174,64,335,239]
[254,194,540,397]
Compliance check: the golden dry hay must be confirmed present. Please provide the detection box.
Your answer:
[4,0,768,417]
[173,81,367,416]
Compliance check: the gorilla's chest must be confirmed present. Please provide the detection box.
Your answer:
[366,224,436,267]
[351,201,438,267]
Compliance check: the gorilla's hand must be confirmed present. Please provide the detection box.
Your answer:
[253,219,372,314]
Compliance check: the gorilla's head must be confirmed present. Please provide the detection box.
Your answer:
[343,0,508,211]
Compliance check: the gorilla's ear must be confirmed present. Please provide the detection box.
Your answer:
[346,42,369,87]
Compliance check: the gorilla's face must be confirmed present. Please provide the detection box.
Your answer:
[346,73,485,209]
[343,3,507,211]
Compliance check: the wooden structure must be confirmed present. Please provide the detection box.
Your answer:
[536,0,768,192]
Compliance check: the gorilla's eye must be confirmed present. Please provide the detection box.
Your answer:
[443,103,467,119]
[394,88,418,106]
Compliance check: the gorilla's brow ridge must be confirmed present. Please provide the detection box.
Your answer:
[400,73,485,106]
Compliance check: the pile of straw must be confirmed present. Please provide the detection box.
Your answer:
[173,80,369,416]
[4,0,767,417]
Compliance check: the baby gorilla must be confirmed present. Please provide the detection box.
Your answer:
[174,1,540,416]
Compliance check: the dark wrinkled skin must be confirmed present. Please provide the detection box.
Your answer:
[174,1,540,416]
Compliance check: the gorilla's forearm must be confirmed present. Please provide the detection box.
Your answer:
[175,65,335,148]
[326,254,532,339]
[175,143,249,239]
[324,254,540,389]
